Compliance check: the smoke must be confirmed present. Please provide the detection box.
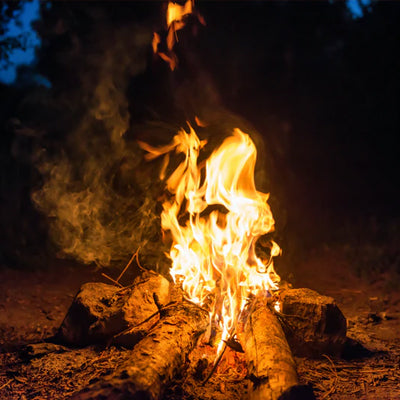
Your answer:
[31,3,281,271]
[32,7,167,268]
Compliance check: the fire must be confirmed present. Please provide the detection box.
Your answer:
[140,125,280,350]
[167,0,194,30]
[153,0,205,71]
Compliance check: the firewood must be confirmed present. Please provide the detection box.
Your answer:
[277,288,347,357]
[57,271,170,346]
[239,296,315,400]
[70,300,209,400]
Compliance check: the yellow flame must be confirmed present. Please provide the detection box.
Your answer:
[167,0,194,29]
[153,1,204,70]
[141,125,280,347]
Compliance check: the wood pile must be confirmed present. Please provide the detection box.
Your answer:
[40,270,348,399]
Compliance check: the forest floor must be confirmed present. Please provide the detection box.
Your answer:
[0,247,400,400]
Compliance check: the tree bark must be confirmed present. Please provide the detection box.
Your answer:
[70,300,209,400]
[239,296,315,400]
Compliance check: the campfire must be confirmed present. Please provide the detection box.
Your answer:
[26,2,350,400]
[55,121,346,399]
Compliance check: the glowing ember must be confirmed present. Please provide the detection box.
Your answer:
[140,125,280,351]
[274,300,281,313]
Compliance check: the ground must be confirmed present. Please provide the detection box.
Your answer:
[0,248,400,399]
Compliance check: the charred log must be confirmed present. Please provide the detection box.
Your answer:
[57,271,170,346]
[239,296,315,400]
[70,300,209,400]
[278,288,347,357]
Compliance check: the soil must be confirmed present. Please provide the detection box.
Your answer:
[1,249,400,400]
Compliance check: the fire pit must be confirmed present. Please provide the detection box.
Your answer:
[50,121,346,399]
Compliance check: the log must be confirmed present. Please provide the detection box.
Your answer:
[70,300,209,400]
[239,296,315,400]
[57,271,170,346]
[277,288,347,357]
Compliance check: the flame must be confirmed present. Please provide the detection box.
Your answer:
[153,1,205,71]
[166,0,195,53]
[141,125,280,350]
[167,0,194,30]
[274,300,281,313]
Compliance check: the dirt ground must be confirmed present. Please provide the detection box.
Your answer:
[1,249,400,400]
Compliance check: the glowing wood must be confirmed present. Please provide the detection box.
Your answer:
[57,271,170,346]
[70,301,208,400]
[239,296,315,400]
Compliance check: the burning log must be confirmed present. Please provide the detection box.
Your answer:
[57,271,170,346]
[71,300,209,400]
[277,288,347,358]
[239,296,315,400]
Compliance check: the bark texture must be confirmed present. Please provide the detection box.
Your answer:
[239,296,315,400]
[58,271,170,346]
[70,300,209,400]
[278,288,347,357]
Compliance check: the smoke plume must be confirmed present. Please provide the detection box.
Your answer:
[32,6,167,268]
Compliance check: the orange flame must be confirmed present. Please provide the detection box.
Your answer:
[167,0,194,30]
[140,125,280,350]
[153,1,205,71]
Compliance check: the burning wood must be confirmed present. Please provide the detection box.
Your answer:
[49,118,352,400]
[47,275,350,399]
[139,125,281,359]
[50,6,343,397]
[71,299,209,400]
[57,270,170,346]
[239,296,316,400]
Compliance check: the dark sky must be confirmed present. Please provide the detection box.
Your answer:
[0,1,398,267]
[0,0,371,85]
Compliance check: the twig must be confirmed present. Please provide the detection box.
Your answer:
[135,248,146,271]
[201,300,251,386]
[109,301,180,344]
[321,354,338,399]
[116,250,137,283]
[101,273,123,288]
[0,379,13,390]
[116,246,146,284]
[114,283,137,293]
